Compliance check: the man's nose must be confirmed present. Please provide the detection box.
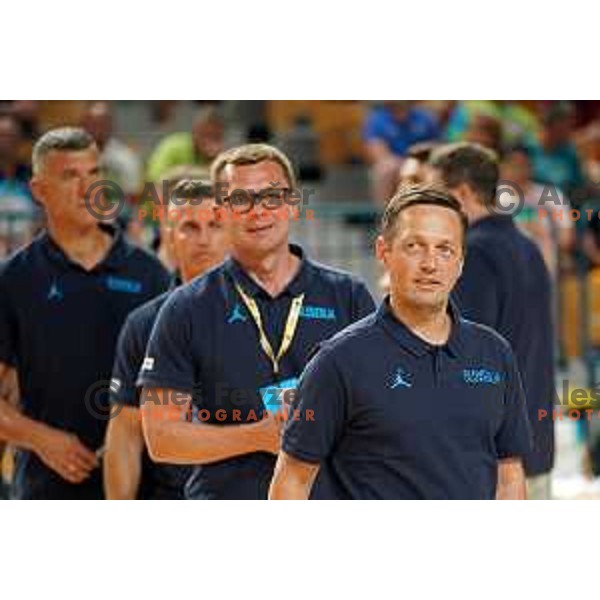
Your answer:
[419,249,437,271]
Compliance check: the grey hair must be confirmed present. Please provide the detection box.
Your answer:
[32,127,96,175]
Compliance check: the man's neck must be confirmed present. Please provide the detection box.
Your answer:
[390,294,451,346]
[468,203,492,225]
[234,245,300,297]
[47,219,113,271]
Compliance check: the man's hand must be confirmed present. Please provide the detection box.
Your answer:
[257,412,284,455]
[32,426,98,484]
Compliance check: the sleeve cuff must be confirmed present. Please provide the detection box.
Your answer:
[282,440,323,465]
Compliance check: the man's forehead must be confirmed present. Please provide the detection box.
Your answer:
[397,205,463,238]
[222,160,286,185]
[45,148,98,169]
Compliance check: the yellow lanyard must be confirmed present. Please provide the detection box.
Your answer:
[234,282,305,375]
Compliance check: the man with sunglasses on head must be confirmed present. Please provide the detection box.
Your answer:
[139,143,375,499]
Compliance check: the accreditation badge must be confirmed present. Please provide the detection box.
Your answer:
[258,377,299,412]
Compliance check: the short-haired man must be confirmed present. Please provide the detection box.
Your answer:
[270,184,531,500]
[104,180,230,499]
[430,142,555,499]
[0,128,170,499]
[139,143,375,499]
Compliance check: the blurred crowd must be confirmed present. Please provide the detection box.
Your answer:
[3,100,600,280]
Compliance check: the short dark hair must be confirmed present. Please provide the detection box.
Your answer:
[381,183,468,247]
[406,141,438,163]
[170,179,214,204]
[503,142,532,161]
[429,142,499,205]
[32,127,95,174]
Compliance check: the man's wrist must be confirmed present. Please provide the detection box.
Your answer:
[22,420,51,454]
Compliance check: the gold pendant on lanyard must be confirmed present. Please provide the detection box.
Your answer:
[234,282,304,375]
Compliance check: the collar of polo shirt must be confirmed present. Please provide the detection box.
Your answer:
[376,296,466,359]
[42,223,127,273]
[224,243,311,299]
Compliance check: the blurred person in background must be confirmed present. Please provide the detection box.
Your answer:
[446,101,539,146]
[398,141,438,185]
[531,102,586,201]
[501,143,574,277]
[80,101,143,198]
[104,180,230,499]
[431,142,555,499]
[0,127,170,499]
[10,101,41,141]
[465,113,503,155]
[364,101,440,204]
[146,108,225,184]
[0,110,35,255]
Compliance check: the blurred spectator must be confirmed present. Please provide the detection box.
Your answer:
[398,141,438,184]
[81,101,142,196]
[10,101,41,140]
[465,114,503,154]
[146,108,224,183]
[500,144,574,277]
[363,101,439,203]
[446,101,539,146]
[0,111,35,255]
[530,102,586,200]
[581,211,600,268]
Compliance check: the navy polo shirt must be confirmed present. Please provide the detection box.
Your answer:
[452,215,555,477]
[283,298,532,500]
[111,286,192,499]
[0,226,171,499]
[138,244,376,499]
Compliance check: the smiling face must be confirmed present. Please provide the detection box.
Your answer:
[219,160,293,262]
[376,204,464,312]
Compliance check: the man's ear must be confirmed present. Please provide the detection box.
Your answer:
[29,176,46,208]
[375,235,388,267]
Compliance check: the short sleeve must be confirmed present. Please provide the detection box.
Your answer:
[137,291,196,393]
[351,280,376,321]
[495,350,532,459]
[282,345,348,464]
[0,265,16,366]
[111,310,150,407]
[363,110,385,143]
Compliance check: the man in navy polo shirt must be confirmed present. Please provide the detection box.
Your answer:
[104,180,230,499]
[0,128,170,499]
[269,184,531,500]
[430,142,555,500]
[139,143,375,499]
